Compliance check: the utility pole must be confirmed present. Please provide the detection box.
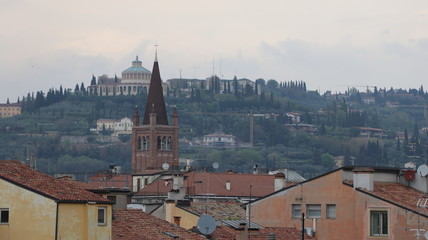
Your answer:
[248,184,252,240]
[301,212,305,240]
[250,111,254,147]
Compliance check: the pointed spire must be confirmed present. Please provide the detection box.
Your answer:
[142,54,168,125]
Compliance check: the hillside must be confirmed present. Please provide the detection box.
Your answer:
[1,84,427,179]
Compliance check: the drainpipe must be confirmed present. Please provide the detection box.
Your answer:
[55,202,59,240]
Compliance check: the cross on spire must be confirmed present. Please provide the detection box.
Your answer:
[154,43,158,62]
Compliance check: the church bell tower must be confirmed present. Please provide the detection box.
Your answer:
[131,53,179,173]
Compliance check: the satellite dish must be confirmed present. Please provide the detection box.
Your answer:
[197,214,216,235]
[162,163,170,170]
[212,162,219,170]
[418,165,428,177]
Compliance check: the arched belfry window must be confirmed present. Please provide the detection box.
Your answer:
[166,137,172,150]
[143,136,150,150]
[138,136,142,150]
[157,136,172,150]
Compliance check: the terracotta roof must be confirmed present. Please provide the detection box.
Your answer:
[357,182,427,215]
[186,172,275,197]
[0,103,21,107]
[112,209,206,240]
[136,172,276,198]
[179,201,245,220]
[88,173,132,189]
[0,160,110,203]
[142,60,169,125]
[132,170,169,176]
[208,225,315,240]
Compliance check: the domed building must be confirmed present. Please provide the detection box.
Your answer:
[88,56,168,96]
[121,56,151,84]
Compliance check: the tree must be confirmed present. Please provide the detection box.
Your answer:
[6,98,10,104]
[233,76,239,97]
[321,153,335,169]
[244,83,254,97]
[396,138,400,151]
[266,79,279,89]
[74,84,80,94]
[413,121,420,139]
[91,74,96,85]
[319,122,326,135]
[312,148,322,164]
[344,147,352,166]
[404,129,409,155]
[80,82,85,93]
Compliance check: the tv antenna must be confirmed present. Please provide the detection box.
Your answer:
[197,214,216,235]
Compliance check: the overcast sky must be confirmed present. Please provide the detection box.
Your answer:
[1,0,428,102]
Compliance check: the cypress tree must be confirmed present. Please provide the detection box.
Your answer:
[80,82,85,92]
[91,74,96,85]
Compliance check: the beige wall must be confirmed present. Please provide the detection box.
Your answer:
[251,169,428,240]
[58,203,112,240]
[252,170,357,240]
[0,179,57,240]
[354,191,428,240]
[165,202,200,229]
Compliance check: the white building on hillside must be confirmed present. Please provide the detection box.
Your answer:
[96,118,133,135]
[203,132,236,147]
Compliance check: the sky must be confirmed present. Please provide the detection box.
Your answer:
[1,0,428,102]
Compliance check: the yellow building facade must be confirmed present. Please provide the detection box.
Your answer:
[0,103,21,118]
[164,200,199,229]
[0,160,112,240]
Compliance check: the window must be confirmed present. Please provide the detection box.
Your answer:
[306,204,321,218]
[370,211,388,236]
[107,196,116,204]
[98,207,107,225]
[326,204,336,219]
[144,137,150,150]
[1,209,9,224]
[291,204,301,218]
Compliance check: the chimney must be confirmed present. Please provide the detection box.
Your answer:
[235,223,249,240]
[185,158,191,171]
[226,180,231,191]
[274,172,286,191]
[253,164,258,175]
[353,167,374,191]
[172,174,184,190]
[168,174,186,200]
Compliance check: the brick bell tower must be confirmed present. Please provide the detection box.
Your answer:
[131,53,179,173]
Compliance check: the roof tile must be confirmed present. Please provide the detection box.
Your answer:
[0,160,110,203]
